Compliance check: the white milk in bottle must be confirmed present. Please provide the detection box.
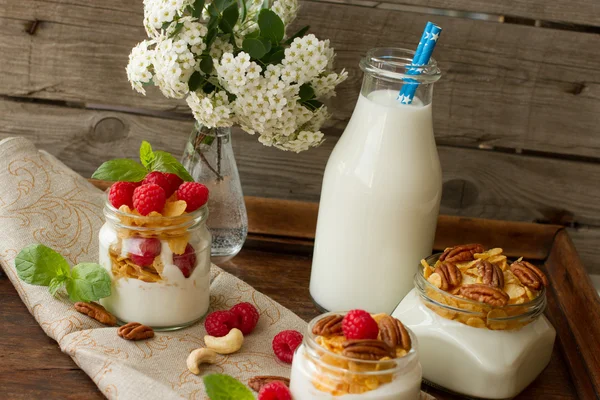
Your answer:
[310,48,442,313]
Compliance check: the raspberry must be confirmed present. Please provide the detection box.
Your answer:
[128,238,161,267]
[173,243,197,278]
[133,183,166,216]
[230,302,260,335]
[272,330,303,364]
[176,182,209,212]
[342,310,379,340]
[108,181,138,209]
[142,172,173,197]
[258,381,292,400]
[204,310,239,337]
[163,173,184,197]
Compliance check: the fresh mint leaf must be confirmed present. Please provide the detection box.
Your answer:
[203,374,254,400]
[299,83,315,101]
[15,244,71,286]
[140,141,155,169]
[189,71,206,92]
[258,9,284,44]
[91,159,147,182]
[285,25,309,44]
[219,2,239,34]
[200,57,214,75]
[49,275,68,296]
[242,37,269,59]
[152,151,194,182]
[192,0,206,18]
[65,263,111,303]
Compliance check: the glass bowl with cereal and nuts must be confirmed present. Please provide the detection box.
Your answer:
[289,311,422,400]
[392,244,556,399]
[98,192,211,331]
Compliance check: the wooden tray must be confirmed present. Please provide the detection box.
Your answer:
[1,181,598,399]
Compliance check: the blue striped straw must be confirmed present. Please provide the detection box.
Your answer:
[398,22,442,104]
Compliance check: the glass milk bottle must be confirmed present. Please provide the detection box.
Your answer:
[310,48,442,313]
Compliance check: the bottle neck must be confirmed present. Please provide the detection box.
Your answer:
[361,72,435,106]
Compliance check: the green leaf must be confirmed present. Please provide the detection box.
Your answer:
[91,159,147,182]
[66,263,111,303]
[219,2,239,34]
[188,71,206,92]
[299,83,315,102]
[203,374,254,400]
[205,26,218,47]
[242,37,269,59]
[258,9,284,44]
[203,82,216,94]
[192,0,206,18]
[285,25,310,44]
[263,46,284,64]
[200,56,214,75]
[139,141,155,169]
[151,151,194,182]
[15,244,71,286]
[161,21,171,30]
[49,275,68,296]
[171,22,185,37]
[244,30,259,39]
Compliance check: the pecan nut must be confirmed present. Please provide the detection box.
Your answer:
[459,284,509,307]
[434,262,462,290]
[312,314,343,336]
[248,376,290,392]
[440,244,485,263]
[342,339,395,360]
[117,322,154,340]
[477,260,504,288]
[378,315,411,350]
[74,302,117,326]
[510,261,548,290]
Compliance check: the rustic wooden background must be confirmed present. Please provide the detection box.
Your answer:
[1,0,599,274]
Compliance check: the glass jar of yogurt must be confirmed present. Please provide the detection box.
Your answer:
[290,312,422,399]
[393,253,556,399]
[98,197,211,330]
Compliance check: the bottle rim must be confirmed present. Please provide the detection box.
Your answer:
[302,311,419,376]
[414,254,547,323]
[360,47,442,84]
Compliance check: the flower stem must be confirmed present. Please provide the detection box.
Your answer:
[193,129,224,181]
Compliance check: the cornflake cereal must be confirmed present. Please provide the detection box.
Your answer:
[421,245,549,331]
[310,313,411,396]
[110,197,194,281]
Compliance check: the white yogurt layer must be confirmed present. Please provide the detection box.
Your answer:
[393,289,555,399]
[98,223,211,328]
[289,345,422,400]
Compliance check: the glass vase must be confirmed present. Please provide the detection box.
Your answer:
[181,123,248,262]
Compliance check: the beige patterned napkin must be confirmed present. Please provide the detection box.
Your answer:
[0,137,434,400]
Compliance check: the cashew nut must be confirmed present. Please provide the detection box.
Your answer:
[204,328,244,354]
[186,348,218,375]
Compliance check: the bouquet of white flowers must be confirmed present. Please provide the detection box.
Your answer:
[126,0,347,153]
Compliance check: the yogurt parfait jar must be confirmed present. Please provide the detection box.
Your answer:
[290,312,422,399]
[98,197,212,330]
[393,248,556,399]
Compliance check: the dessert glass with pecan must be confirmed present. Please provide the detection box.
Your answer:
[99,181,212,331]
[289,311,422,399]
[393,245,556,399]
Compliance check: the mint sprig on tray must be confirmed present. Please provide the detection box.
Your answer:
[15,244,111,303]
[203,374,254,400]
[91,141,194,182]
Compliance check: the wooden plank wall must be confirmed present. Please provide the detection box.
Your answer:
[1,0,599,273]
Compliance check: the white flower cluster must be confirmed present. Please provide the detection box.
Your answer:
[126,40,155,95]
[127,0,347,152]
[143,0,193,37]
[272,0,298,27]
